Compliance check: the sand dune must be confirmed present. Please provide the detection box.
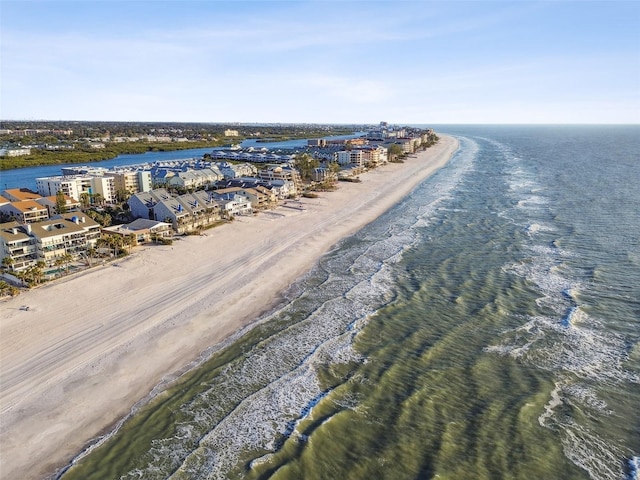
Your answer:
[0,135,458,480]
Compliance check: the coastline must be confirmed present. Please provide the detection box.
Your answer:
[0,135,458,480]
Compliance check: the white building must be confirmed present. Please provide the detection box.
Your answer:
[36,175,116,203]
[335,150,364,167]
[104,170,153,195]
[210,191,252,217]
[0,147,31,157]
[0,213,101,274]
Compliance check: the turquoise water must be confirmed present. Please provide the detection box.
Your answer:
[59,126,639,480]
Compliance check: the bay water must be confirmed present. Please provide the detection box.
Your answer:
[59,125,639,480]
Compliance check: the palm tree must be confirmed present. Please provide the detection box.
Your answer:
[1,256,14,273]
[0,281,19,297]
[123,234,135,254]
[61,253,73,273]
[328,161,341,183]
[80,192,91,209]
[387,143,404,162]
[22,262,45,287]
[115,189,130,203]
[34,261,45,284]
[103,235,124,257]
[294,153,320,181]
[54,256,65,276]
[86,247,97,266]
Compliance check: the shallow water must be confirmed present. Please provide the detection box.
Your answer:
[60,125,640,480]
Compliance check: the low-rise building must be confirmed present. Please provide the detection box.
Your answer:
[102,219,173,245]
[311,167,337,183]
[335,150,365,168]
[0,213,100,274]
[1,188,41,202]
[0,147,31,157]
[354,145,388,167]
[0,200,49,224]
[210,191,252,217]
[214,186,267,210]
[36,175,116,203]
[128,188,224,234]
[257,164,302,195]
[0,222,38,272]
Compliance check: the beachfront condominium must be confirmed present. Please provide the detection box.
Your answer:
[0,213,101,275]
[36,175,117,204]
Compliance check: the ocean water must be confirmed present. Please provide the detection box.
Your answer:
[59,125,639,480]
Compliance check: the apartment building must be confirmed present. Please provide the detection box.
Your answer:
[257,164,302,195]
[335,150,365,167]
[0,200,49,224]
[0,213,101,273]
[104,170,153,195]
[128,188,224,234]
[36,175,116,203]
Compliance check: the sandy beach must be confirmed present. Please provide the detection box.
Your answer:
[0,135,457,480]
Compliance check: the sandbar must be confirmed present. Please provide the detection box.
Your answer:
[0,135,458,479]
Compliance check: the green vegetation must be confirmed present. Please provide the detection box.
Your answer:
[0,120,361,170]
[0,280,20,297]
[293,153,319,181]
[387,143,404,162]
[0,140,224,170]
[55,190,68,213]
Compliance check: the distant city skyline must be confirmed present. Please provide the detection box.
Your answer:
[2,1,639,124]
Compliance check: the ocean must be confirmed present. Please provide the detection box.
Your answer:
[59,125,639,480]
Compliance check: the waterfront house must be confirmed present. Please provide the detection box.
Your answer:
[311,167,337,183]
[176,191,222,231]
[209,191,252,217]
[102,218,173,245]
[354,145,388,166]
[127,189,165,221]
[257,165,302,195]
[147,195,191,233]
[214,187,268,210]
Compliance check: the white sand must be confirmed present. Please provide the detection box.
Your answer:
[0,135,458,480]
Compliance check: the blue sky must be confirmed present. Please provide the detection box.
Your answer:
[2,1,639,124]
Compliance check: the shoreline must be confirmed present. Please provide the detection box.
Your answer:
[0,135,458,480]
